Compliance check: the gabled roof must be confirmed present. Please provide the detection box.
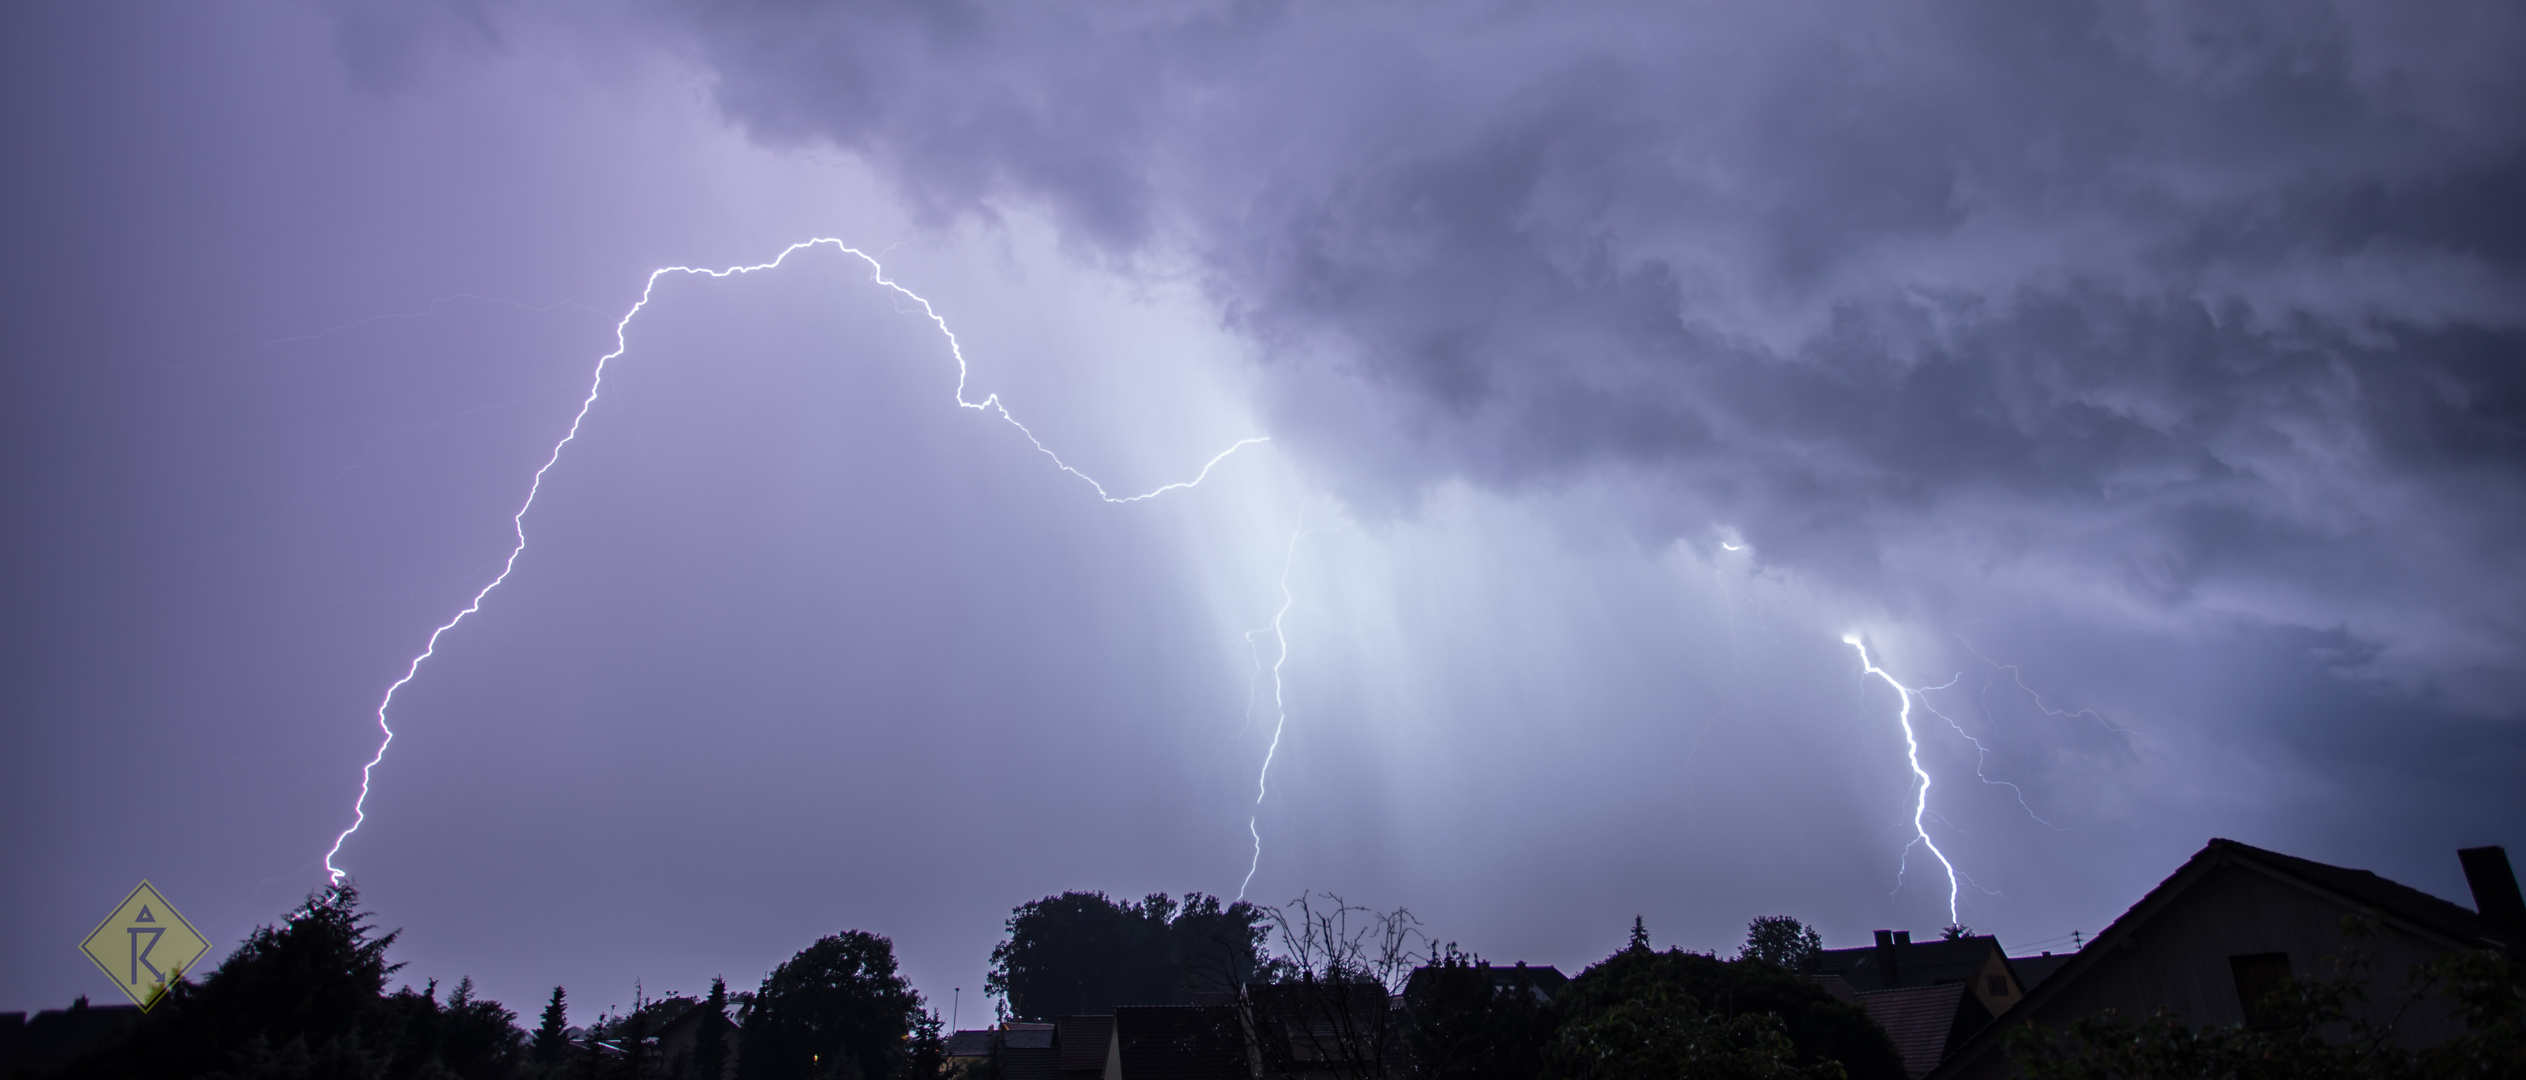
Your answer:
[657,1000,731,1039]
[1858,983,1968,1079]
[2005,953,2072,991]
[2230,841,2519,952]
[1924,838,2523,1080]
[1811,936,2005,994]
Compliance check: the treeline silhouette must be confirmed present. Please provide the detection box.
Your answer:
[27,883,1917,1080]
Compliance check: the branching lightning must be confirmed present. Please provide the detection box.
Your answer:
[1910,686,2064,830]
[1844,636,1963,925]
[1238,527,1303,902]
[322,238,1267,884]
[1955,635,2133,737]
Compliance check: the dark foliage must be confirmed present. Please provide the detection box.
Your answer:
[1401,947,1554,1080]
[738,931,939,1080]
[1550,942,1903,1080]
[1544,986,1841,1080]
[984,892,1268,1020]
[693,978,731,1080]
[1739,917,1825,971]
[45,882,526,1080]
[1248,894,1425,1080]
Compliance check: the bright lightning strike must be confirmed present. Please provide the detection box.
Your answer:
[322,238,1268,884]
[1238,527,1302,902]
[1844,636,1963,925]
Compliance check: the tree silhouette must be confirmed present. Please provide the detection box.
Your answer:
[985,891,1269,1019]
[1401,945,1554,1080]
[694,977,731,1080]
[535,986,572,1065]
[1739,916,1825,970]
[740,931,936,1080]
[1555,935,1903,1080]
[1247,893,1426,1080]
[50,881,529,1080]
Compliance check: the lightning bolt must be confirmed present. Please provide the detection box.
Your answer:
[1845,636,1962,925]
[1955,635,2134,737]
[323,238,1267,884]
[1910,683,2064,830]
[1238,526,1303,902]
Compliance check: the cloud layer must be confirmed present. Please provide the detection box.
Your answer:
[658,0,2526,708]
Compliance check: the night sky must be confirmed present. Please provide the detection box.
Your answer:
[5,0,2522,1022]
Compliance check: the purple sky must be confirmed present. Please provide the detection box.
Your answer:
[4,0,2522,1022]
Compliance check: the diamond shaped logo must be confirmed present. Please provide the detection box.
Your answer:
[79,881,210,1011]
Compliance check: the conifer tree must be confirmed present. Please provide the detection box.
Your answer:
[535,986,572,1064]
[695,977,730,1080]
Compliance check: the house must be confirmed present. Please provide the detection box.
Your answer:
[0,998,141,1076]
[1115,1005,1250,1080]
[952,962,1566,1080]
[951,1009,1246,1080]
[653,997,740,1080]
[1925,840,2526,1080]
[944,1022,1055,1079]
[1055,1013,1116,1080]
[1807,932,2025,1078]
[1399,961,1568,1006]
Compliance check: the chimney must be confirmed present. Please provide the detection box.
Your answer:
[2458,846,2526,931]
[1874,930,1902,983]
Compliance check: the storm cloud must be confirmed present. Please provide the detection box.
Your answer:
[5,0,2521,1024]
[655,0,2526,705]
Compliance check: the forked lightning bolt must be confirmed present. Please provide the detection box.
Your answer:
[1911,688,2062,830]
[1845,637,1963,925]
[323,238,1267,883]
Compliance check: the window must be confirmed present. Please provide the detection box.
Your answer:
[1986,975,2009,997]
[2229,953,2293,1027]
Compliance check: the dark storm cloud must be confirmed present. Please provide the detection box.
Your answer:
[649,0,2526,708]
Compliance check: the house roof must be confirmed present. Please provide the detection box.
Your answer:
[2232,841,2520,952]
[1002,1045,1060,1080]
[1115,1006,1248,1080]
[1054,1015,1113,1075]
[1401,962,1569,1004]
[2006,953,2073,991]
[657,1000,728,1038]
[948,1023,1056,1058]
[1811,936,2005,994]
[1858,983,1969,1080]
[1924,838,2524,1080]
[1810,974,1860,1003]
